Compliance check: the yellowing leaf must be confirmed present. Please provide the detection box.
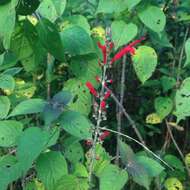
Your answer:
[164,178,183,190]
[146,113,162,124]
[27,15,38,26]
[91,26,106,39]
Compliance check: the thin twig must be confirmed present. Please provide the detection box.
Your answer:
[177,27,189,84]
[116,55,127,165]
[104,85,145,145]
[98,127,173,170]
[165,120,190,177]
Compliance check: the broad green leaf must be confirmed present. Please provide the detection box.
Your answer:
[59,111,92,139]
[70,54,101,87]
[9,99,46,117]
[154,97,173,119]
[184,38,190,67]
[36,18,64,61]
[119,140,136,165]
[164,155,184,172]
[97,164,128,190]
[55,175,89,190]
[97,0,128,13]
[138,6,166,33]
[43,90,72,125]
[63,79,91,115]
[73,163,88,178]
[0,96,10,119]
[136,156,164,177]
[38,0,66,22]
[0,155,17,168]
[126,0,141,10]
[132,46,158,83]
[59,15,91,34]
[0,120,23,147]
[63,137,84,164]
[111,21,138,49]
[16,0,40,15]
[160,76,176,92]
[175,77,190,122]
[0,1,16,48]
[60,25,94,56]
[16,127,49,172]
[93,144,111,175]
[0,74,15,91]
[36,151,68,190]
[10,21,45,72]
[119,141,150,189]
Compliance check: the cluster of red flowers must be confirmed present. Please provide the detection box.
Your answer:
[85,37,145,145]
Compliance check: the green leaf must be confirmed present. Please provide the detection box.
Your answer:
[69,54,101,87]
[136,156,165,177]
[154,97,173,119]
[0,1,16,48]
[59,111,92,139]
[119,141,150,189]
[36,18,64,61]
[16,127,49,172]
[175,77,190,122]
[36,151,68,190]
[73,163,88,178]
[59,15,91,34]
[0,74,15,91]
[184,38,190,67]
[0,96,10,119]
[97,0,128,13]
[63,137,84,164]
[60,25,94,56]
[0,155,17,168]
[38,0,66,22]
[164,155,184,172]
[132,46,158,83]
[63,79,91,115]
[24,179,45,190]
[10,21,45,72]
[126,0,141,10]
[160,76,176,92]
[0,120,23,147]
[98,164,128,190]
[138,6,166,33]
[55,175,89,190]
[111,21,138,49]
[9,99,46,117]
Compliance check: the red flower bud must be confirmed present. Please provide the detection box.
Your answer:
[98,42,107,64]
[103,90,111,100]
[86,81,98,97]
[85,139,93,146]
[99,131,110,141]
[100,100,106,109]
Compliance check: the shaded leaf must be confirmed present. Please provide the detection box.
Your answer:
[59,111,92,139]
[36,151,68,190]
[0,96,10,119]
[9,99,46,117]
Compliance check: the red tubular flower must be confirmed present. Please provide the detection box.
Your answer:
[100,100,106,109]
[98,42,107,64]
[103,90,111,100]
[99,131,110,141]
[111,37,145,64]
[86,81,98,97]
